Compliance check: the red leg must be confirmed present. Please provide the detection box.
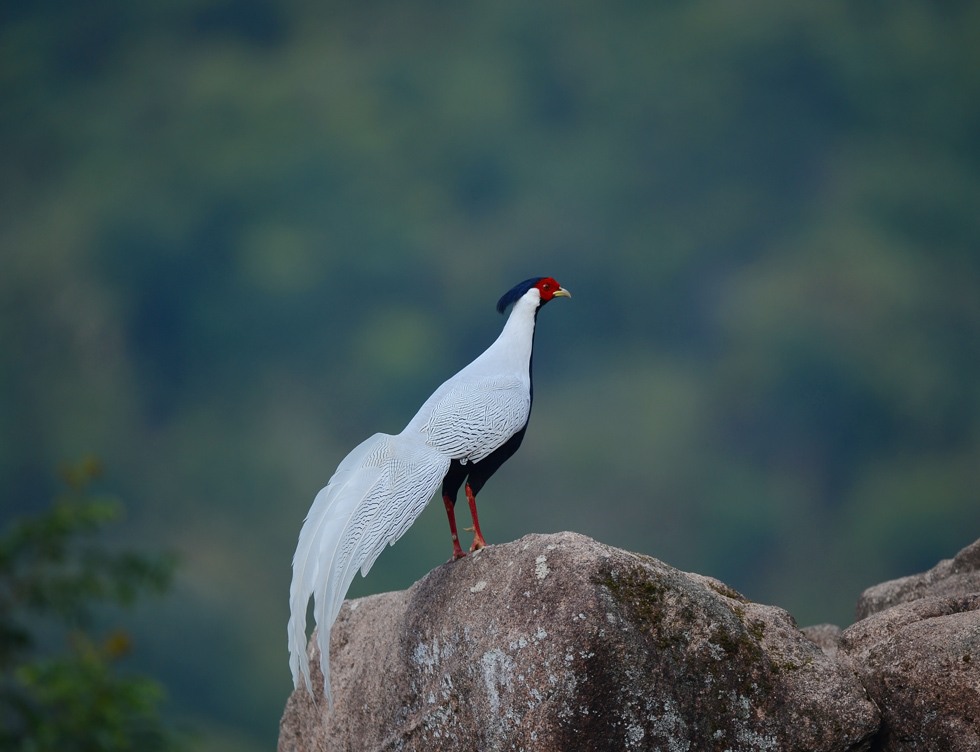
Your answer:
[465,484,487,553]
[443,495,466,561]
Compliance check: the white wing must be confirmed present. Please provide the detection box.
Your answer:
[287,432,450,706]
[421,375,531,462]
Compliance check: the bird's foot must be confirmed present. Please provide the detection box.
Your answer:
[449,541,467,562]
[463,484,487,554]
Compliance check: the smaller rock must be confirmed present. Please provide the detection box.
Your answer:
[840,593,980,752]
[855,538,980,620]
[801,624,842,660]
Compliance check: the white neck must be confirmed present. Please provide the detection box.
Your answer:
[478,289,541,373]
[401,288,541,436]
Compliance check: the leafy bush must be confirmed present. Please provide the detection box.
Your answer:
[0,458,184,751]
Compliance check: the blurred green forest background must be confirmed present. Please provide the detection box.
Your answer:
[2,0,979,748]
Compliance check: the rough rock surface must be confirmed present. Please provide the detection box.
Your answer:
[279,532,878,752]
[855,538,980,620]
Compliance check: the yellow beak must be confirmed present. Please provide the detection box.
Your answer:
[553,287,571,299]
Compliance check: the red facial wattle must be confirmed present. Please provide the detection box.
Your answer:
[535,277,571,302]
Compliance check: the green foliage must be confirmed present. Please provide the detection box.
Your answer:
[0,459,182,752]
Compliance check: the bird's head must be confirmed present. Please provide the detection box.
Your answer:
[496,277,571,314]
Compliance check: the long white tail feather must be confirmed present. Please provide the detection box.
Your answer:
[288,433,387,696]
[288,431,449,707]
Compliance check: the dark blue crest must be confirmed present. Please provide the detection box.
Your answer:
[496,277,545,314]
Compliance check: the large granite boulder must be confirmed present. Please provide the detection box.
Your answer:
[279,532,878,752]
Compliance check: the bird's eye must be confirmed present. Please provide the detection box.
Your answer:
[543,283,551,289]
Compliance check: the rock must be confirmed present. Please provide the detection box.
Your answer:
[801,624,843,660]
[279,531,878,752]
[855,538,980,621]
[841,537,980,752]
[839,594,980,752]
